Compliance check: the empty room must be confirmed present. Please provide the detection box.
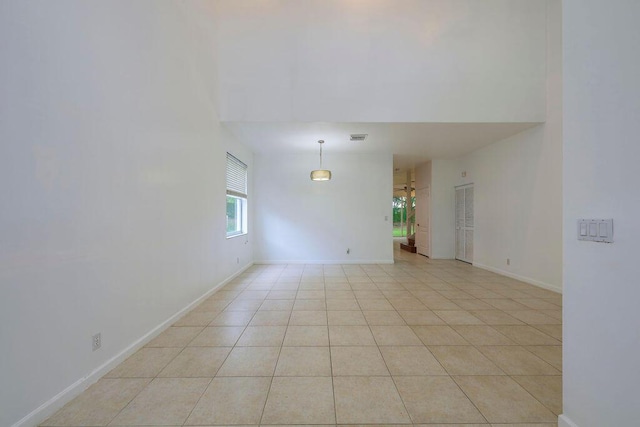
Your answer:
[1,1,638,427]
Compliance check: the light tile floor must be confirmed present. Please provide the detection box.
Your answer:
[42,245,562,426]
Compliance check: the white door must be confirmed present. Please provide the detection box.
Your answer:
[415,186,430,257]
[455,184,474,263]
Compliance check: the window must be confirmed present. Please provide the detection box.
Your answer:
[226,153,248,237]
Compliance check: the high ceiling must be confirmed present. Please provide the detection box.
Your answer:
[224,121,540,170]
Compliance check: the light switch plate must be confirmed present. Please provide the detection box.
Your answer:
[577,219,613,243]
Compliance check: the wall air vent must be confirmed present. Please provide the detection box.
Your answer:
[350,134,368,141]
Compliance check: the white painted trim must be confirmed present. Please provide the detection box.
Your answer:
[253,259,395,265]
[11,262,254,427]
[559,414,580,427]
[472,262,562,294]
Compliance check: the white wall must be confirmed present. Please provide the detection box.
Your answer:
[428,0,562,291]
[415,161,432,190]
[0,2,253,426]
[430,159,459,259]
[253,153,393,263]
[561,1,640,426]
[214,0,547,123]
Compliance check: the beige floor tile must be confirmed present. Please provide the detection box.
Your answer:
[413,424,488,427]
[331,346,389,376]
[326,298,361,310]
[354,290,385,299]
[262,377,336,424]
[106,347,181,378]
[511,376,563,415]
[429,346,504,375]
[383,290,414,298]
[356,298,395,310]
[454,376,557,423]
[216,346,280,376]
[539,308,562,319]
[452,325,516,345]
[370,325,423,345]
[483,299,530,311]
[283,325,330,346]
[185,377,270,425]
[433,310,484,325]
[299,282,324,290]
[437,290,475,299]
[388,298,428,310]
[492,326,561,345]
[532,324,563,341]
[490,424,555,427]
[249,310,290,326]
[110,378,209,425]
[326,290,356,299]
[525,345,562,371]
[419,298,461,310]
[297,290,325,299]
[209,311,254,326]
[42,379,150,426]
[158,347,230,377]
[266,290,297,299]
[226,299,263,311]
[412,325,469,345]
[293,299,326,311]
[237,290,269,300]
[174,310,220,327]
[394,376,486,423]
[195,298,232,312]
[275,346,331,376]
[454,299,497,311]
[513,298,560,310]
[189,326,245,347]
[145,327,203,348]
[505,310,560,325]
[259,299,295,311]
[288,310,327,325]
[236,326,286,346]
[363,310,406,325]
[398,310,446,325]
[326,282,352,290]
[333,376,410,424]
[477,346,560,375]
[329,326,376,346]
[379,346,447,375]
[468,310,524,325]
[328,310,367,325]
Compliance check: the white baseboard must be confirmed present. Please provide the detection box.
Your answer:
[559,414,580,427]
[12,262,254,427]
[472,262,562,294]
[254,259,395,265]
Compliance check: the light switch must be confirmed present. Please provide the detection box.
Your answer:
[577,219,613,243]
[599,222,608,237]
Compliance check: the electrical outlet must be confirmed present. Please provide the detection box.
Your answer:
[506,258,510,266]
[92,333,101,351]
[346,248,350,255]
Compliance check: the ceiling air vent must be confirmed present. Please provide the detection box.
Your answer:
[350,134,368,141]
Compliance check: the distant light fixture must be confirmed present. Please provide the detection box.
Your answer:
[310,140,332,181]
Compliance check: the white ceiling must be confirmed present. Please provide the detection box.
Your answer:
[223,121,540,170]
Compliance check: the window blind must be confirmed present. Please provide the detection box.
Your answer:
[226,153,248,198]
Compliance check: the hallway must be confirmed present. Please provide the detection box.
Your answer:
[42,247,562,426]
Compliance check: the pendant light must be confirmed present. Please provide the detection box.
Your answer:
[310,140,332,181]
